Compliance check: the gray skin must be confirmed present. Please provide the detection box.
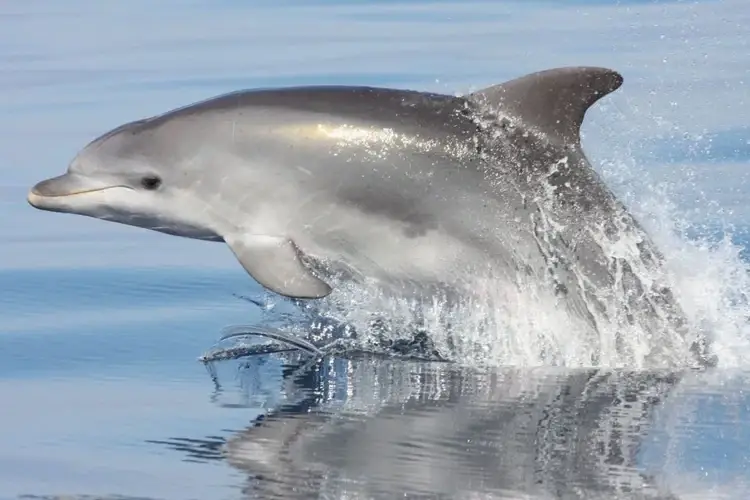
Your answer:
[26,67,712,367]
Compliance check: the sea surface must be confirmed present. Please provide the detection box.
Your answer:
[2,1,750,499]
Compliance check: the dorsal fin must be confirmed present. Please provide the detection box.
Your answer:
[468,67,623,146]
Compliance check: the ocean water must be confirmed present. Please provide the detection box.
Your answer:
[2,0,750,499]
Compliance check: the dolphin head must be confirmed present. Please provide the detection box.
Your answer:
[27,119,222,241]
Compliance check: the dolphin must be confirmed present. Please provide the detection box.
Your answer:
[26,66,712,366]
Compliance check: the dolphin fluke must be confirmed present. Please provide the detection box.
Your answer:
[469,66,623,146]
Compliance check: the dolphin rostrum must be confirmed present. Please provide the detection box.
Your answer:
[27,66,712,367]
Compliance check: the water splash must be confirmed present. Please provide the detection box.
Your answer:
[599,159,750,370]
[290,154,750,370]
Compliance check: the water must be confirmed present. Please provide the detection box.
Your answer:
[2,0,750,498]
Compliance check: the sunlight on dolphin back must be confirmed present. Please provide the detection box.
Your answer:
[274,122,472,159]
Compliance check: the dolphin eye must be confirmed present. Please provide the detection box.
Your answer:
[140,175,162,190]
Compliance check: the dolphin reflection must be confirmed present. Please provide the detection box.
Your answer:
[155,357,685,499]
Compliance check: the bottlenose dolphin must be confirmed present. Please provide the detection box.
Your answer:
[26,66,711,366]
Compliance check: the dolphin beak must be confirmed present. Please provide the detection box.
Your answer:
[27,173,121,210]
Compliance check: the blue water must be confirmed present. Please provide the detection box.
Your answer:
[2,1,750,499]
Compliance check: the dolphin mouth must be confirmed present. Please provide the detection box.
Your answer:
[27,173,126,209]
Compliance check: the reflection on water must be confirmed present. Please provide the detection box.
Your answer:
[150,356,744,499]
